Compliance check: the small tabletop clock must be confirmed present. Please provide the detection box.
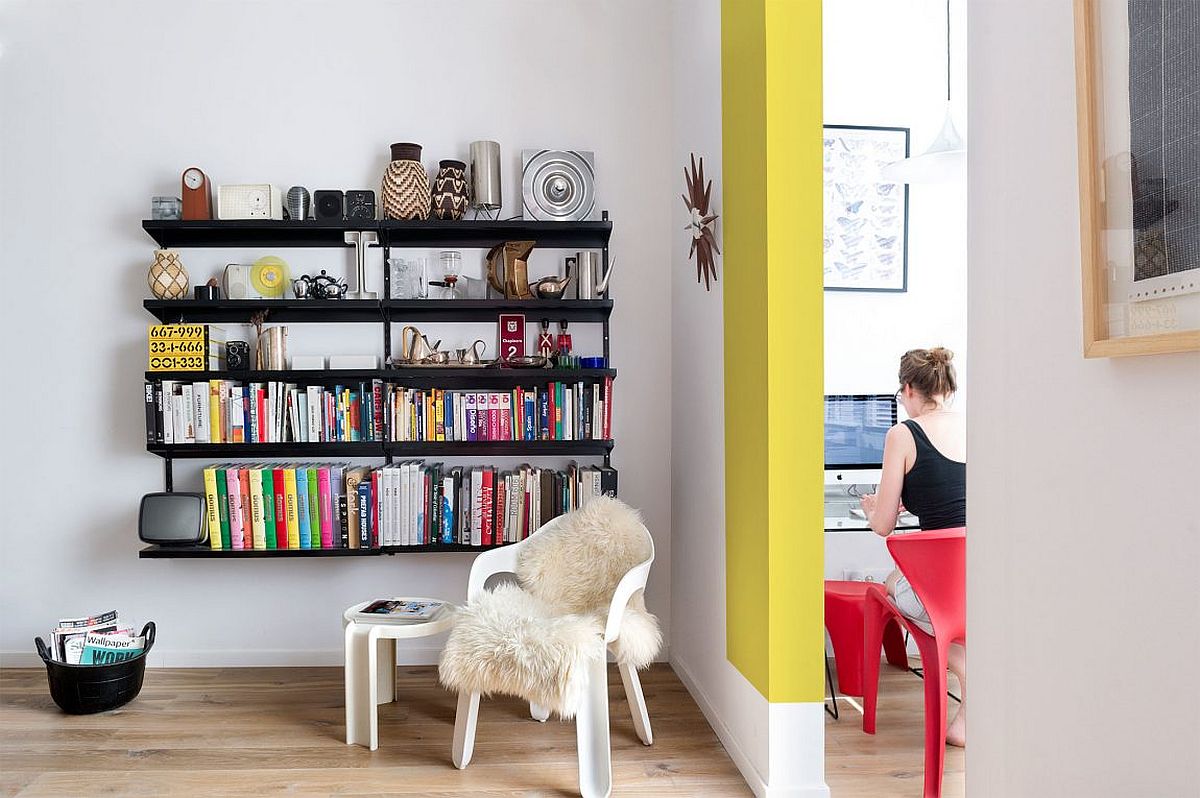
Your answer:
[181,167,212,220]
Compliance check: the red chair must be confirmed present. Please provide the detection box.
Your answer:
[862,528,966,798]
[825,580,909,696]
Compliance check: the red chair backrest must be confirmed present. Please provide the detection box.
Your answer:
[886,528,966,644]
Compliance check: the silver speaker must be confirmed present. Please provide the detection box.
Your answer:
[521,149,596,222]
[469,140,502,213]
[286,186,310,220]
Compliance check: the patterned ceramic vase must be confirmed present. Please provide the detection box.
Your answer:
[381,142,430,220]
[148,249,189,299]
[431,159,470,220]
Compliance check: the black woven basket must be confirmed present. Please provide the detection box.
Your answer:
[35,622,156,714]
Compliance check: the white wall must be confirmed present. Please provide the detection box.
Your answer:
[669,2,827,795]
[823,0,968,401]
[667,0,766,785]
[0,0,672,666]
[968,1,1200,795]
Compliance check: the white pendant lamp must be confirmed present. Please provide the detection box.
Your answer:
[880,0,965,184]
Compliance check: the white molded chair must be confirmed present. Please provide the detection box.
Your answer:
[439,497,657,798]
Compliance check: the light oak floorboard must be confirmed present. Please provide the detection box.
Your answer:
[825,658,966,798]
[1,664,751,797]
[3,661,964,796]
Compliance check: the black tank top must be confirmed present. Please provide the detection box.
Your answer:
[899,419,967,531]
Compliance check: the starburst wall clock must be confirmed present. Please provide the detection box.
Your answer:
[682,153,720,290]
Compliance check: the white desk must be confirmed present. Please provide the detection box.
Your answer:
[823,512,918,582]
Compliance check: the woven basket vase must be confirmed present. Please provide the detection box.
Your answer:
[148,249,189,300]
[431,160,470,220]
[382,142,430,221]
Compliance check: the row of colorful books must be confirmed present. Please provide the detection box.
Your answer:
[200,462,617,550]
[145,378,614,445]
[388,379,613,442]
[147,380,383,445]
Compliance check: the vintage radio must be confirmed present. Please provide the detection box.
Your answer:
[216,184,283,220]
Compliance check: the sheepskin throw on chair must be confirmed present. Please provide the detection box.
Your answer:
[439,497,661,718]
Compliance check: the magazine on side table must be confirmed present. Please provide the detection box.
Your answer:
[349,599,448,625]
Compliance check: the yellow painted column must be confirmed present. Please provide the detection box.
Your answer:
[723,0,824,703]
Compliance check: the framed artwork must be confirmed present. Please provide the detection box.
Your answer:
[1074,0,1200,356]
[822,125,910,293]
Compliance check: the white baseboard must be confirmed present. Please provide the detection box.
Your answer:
[1,646,671,669]
[672,656,770,796]
[671,657,829,798]
[0,647,445,669]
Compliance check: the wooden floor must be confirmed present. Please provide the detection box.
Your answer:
[0,664,749,797]
[825,660,965,798]
[1,662,961,797]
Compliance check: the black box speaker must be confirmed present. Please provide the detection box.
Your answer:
[138,492,207,545]
[313,190,345,220]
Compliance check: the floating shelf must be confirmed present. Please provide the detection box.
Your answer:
[138,543,503,558]
[143,298,613,324]
[143,219,376,249]
[384,299,612,323]
[147,442,385,459]
[146,369,384,383]
[144,299,382,324]
[385,367,616,386]
[145,367,616,386]
[146,440,613,459]
[142,218,612,250]
[387,440,614,457]
[379,219,612,249]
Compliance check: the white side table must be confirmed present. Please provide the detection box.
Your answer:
[343,598,456,750]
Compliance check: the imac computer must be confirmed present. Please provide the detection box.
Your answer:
[824,394,897,485]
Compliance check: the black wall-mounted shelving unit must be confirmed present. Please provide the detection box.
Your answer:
[140,213,616,559]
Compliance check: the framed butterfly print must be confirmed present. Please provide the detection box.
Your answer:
[822,125,910,292]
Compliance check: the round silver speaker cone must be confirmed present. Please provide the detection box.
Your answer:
[522,150,595,221]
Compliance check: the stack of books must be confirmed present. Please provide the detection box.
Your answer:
[200,461,616,551]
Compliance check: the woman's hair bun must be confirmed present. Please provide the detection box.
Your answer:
[928,347,953,366]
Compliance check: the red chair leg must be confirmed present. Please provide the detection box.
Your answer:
[882,617,909,669]
[912,631,949,798]
[861,593,890,734]
[825,612,865,697]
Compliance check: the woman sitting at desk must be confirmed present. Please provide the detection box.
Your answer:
[860,346,967,747]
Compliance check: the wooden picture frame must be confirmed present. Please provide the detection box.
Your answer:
[1073,0,1200,357]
